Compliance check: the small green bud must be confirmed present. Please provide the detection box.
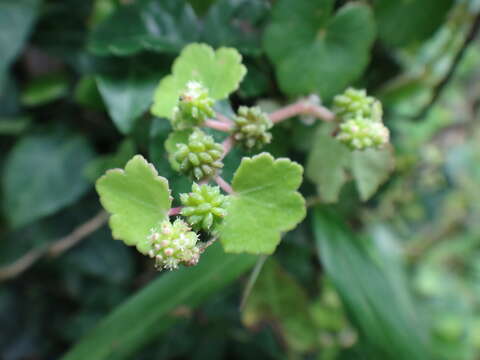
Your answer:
[180,183,228,231]
[172,81,215,130]
[231,106,273,150]
[333,87,381,121]
[174,129,224,180]
[336,116,390,151]
[147,219,201,270]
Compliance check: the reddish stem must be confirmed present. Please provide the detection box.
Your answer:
[168,207,182,216]
[205,119,233,132]
[216,112,233,124]
[214,176,234,194]
[221,136,234,159]
[269,101,335,124]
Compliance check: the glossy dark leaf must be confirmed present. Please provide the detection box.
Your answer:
[2,130,95,227]
[0,0,40,82]
[312,208,431,359]
[61,243,256,360]
[88,0,200,56]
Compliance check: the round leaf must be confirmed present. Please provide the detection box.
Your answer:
[263,0,376,99]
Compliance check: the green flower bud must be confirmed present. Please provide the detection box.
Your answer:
[180,183,228,231]
[174,129,224,180]
[172,81,215,130]
[147,219,200,270]
[336,116,390,151]
[333,87,382,121]
[231,106,273,150]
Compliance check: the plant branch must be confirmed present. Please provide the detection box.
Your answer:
[221,136,234,159]
[216,112,233,124]
[269,100,335,124]
[0,210,109,282]
[205,119,233,132]
[414,13,480,120]
[214,175,233,194]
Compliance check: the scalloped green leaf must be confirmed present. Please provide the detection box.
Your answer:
[151,43,247,119]
[219,153,306,254]
[96,155,172,254]
[263,0,375,99]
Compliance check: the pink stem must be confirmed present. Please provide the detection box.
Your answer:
[168,207,182,216]
[221,136,234,159]
[269,101,335,124]
[216,112,233,124]
[214,176,234,194]
[205,119,233,132]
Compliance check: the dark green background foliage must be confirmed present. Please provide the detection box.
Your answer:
[1,0,480,359]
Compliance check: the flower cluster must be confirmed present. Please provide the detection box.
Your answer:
[174,129,224,180]
[172,81,215,130]
[333,88,389,151]
[147,219,201,270]
[231,106,273,150]
[180,183,228,231]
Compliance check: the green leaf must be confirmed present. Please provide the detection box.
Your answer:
[2,130,94,228]
[0,0,40,82]
[263,0,375,99]
[219,153,306,254]
[306,125,351,203]
[243,258,318,352]
[164,129,193,171]
[374,0,454,47]
[95,155,172,254]
[96,65,161,134]
[88,0,200,56]
[21,73,69,106]
[306,124,394,202]
[61,242,256,360]
[201,0,268,55]
[312,208,431,359]
[84,140,136,182]
[151,43,247,119]
[352,147,395,201]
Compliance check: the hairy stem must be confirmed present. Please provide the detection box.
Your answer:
[269,100,335,124]
[214,175,234,194]
[205,119,233,132]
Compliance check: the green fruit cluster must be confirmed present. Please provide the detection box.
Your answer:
[147,219,200,270]
[172,81,215,130]
[336,116,390,151]
[180,183,228,231]
[333,87,377,120]
[334,87,389,151]
[174,129,224,180]
[231,106,273,150]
